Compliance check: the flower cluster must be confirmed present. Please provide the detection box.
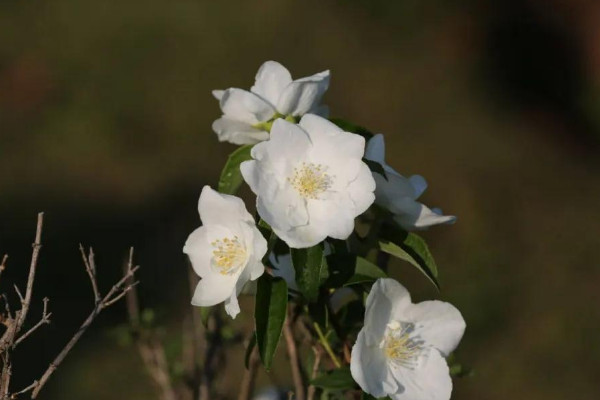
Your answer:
[184,61,466,400]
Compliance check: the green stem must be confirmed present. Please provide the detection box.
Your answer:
[313,322,341,368]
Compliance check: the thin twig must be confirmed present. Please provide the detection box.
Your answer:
[313,323,341,368]
[30,247,139,398]
[14,213,44,335]
[283,311,305,400]
[0,255,8,282]
[307,346,323,400]
[14,298,51,347]
[124,248,178,400]
[79,244,100,304]
[238,345,260,400]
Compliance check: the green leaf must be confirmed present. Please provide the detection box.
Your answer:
[291,244,325,302]
[218,144,253,194]
[379,230,440,290]
[354,257,388,278]
[255,275,288,370]
[362,158,388,181]
[311,367,356,391]
[325,254,386,288]
[328,118,374,140]
[244,334,257,369]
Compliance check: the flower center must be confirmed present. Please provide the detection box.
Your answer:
[288,162,332,199]
[380,321,423,368]
[211,236,247,274]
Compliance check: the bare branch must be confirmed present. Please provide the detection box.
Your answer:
[30,248,140,398]
[307,346,323,400]
[123,248,178,400]
[14,212,44,336]
[14,298,51,347]
[283,310,305,400]
[79,244,100,304]
[0,255,8,282]
[238,342,260,400]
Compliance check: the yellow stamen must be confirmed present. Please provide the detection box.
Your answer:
[381,321,423,368]
[288,162,332,199]
[211,236,247,274]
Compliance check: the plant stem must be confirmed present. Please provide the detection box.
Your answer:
[312,323,341,368]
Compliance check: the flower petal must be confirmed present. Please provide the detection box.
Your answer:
[406,300,465,356]
[389,350,452,400]
[276,70,330,116]
[347,163,377,215]
[364,134,386,164]
[224,266,253,318]
[219,88,275,124]
[212,90,225,101]
[183,226,212,278]
[351,329,398,398]
[198,186,254,227]
[250,61,292,107]
[409,175,428,199]
[191,273,237,307]
[212,117,269,145]
[365,278,412,346]
[393,200,456,231]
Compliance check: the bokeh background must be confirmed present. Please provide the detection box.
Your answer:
[2,0,600,398]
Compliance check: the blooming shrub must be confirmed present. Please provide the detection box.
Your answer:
[185,61,466,400]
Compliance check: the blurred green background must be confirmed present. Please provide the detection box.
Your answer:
[2,0,600,398]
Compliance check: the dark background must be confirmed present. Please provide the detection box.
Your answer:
[1,0,600,398]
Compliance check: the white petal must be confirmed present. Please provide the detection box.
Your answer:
[250,61,292,107]
[263,118,312,166]
[300,114,365,161]
[407,300,465,356]
[224,291,241,319]
[212,90,225,101]
[224,267,253,318]
[347,163,377,215]
[276,70,330,116]
[198,186,254,227]
[351,330,398,398]
[276,224,327,249]
[305,194,355,240]
[183,227,212,278]
[219,88,275,124]
[390,350,452,400]
[364,278,412,346]
[393,201,456,231]
[409,175,428,198]
[191,274,237,307]
[364,134,386,164]
[247,260,265,281]
[251,225,268,262]
[212,117,269,145]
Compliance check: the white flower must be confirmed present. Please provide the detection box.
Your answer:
[364,134,456,231]
[212,61,330,145]
[351,278,465,400]
[183,186,267,318]
[241,114,376,248]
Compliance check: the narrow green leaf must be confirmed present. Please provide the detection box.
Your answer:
[311,367,356,390]
[255,275,288,370]
[291,244,325,302]
[354,257,387,278]
[379,232,440,290]
[244,334,257,369]
[217,144,253,194]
